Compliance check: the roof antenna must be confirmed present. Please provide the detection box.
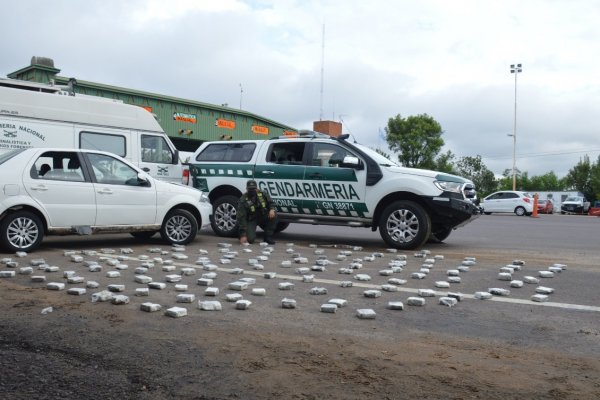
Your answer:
[319,23,325,121]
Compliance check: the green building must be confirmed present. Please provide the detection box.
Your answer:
[7,57,297,153]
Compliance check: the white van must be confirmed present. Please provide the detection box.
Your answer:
[0,78,183,183]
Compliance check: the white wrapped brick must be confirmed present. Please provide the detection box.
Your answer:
[140,303,162,312]
[148,282,166,290]
[418,289,436,297]
[538,271,554,278]
[47,282,65,290]
[447,276,461,284]
[91,290,113,302]
[294,257,308,264]
[115,264,129,270]
[204,287,220,296]
[354,274,371,281]
[229,267,244,274]
[321,304,337,313]
[381,284,399,292]
[135,288,149,296]
[296,267,310,275]
[488,288,510,296]
[523,276,539,284]
[457,266,470,273]
[363,290,381,298]
[235,300,252,310]
[388,278,406,285]
[435,281,450,288]
[447,292,463,301]
[531,294,549,302]
[86,281,99,289]
[228,281,249,291]
[264,272,277,279]
[253,264,265,271]
[553,263,567,270]
[31,275,47,282]
[339,281,353,288]
[387,301,404,310]
[281,298,297,309]
[338,268,353,274]
[439,297,458,307]
[165,274,182,283]
[280,260,292,268]
[201,272,217,279]
[176,294,196,303]
[18,267,33,275]
[419,268,430,274]
[548,266,562,273]
[500,266,515,274]
[510,280,524,288]
[199,301,222,311]
[197,278,214,286]
[175,284,188,292]
[278,282,295,290]
[251,288,266,296]
[45,266,59,272]
[225,293,243,302]
[309,287,328,295]
[474,291,492,300]
[0,271,16,278]
[89,265,102,272]
[67,276,85,284]
[135,275,153,284]
[356,309,376,319]
[411,273,426,279]
[106,271,121,278]
[107,284,125,292]
[328,298,347,308]
[535,286,554,294]
[302,274,314,283]
[165,306,188,317]
[67,288,86,295]
[498,272,512,281]
[111,295,129,305]
[180,268,196,276]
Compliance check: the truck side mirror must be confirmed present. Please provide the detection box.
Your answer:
[341,156,363,170]
[172,149,179,165]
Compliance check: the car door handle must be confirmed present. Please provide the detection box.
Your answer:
[30,185,48,191]
[261,170,275,175]
[142,167,150,172]
[97,189,113,194]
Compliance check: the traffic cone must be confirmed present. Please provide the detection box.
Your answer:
[532,193,539,218]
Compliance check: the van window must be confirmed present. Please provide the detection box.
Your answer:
[141,135,174,164]
[80,132,126,157]
[196,143,256,162]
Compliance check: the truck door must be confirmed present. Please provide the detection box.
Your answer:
[254,142,307,215]
[303,142,368,218]
[139,134,181,183]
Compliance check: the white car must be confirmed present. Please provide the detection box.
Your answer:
[481,190,533,216]
[0,148,212,252]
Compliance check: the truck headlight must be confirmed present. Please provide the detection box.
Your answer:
[434,180,463,193]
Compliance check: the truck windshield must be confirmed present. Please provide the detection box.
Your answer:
[353,143,398,166]
[564,196,582,202]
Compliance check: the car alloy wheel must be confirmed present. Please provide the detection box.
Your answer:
[161,209,198,245]
[1,211,44,252]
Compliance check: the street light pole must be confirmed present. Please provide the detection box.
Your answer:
[510,63,522,191]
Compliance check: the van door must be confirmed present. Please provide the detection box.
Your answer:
[303,142,368,218]
[138,133,181,183]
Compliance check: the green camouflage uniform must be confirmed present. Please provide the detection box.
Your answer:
[237,189,277,243]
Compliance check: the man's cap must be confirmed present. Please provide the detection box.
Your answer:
[247,180,257,189]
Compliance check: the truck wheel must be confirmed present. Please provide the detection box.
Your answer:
[211,195,240,237]
[514,206,526,216]
[428,227,452,243]
[0,211,44,252]
[160,209,198,245]
[275,222,290,233]
[378,201,431,250]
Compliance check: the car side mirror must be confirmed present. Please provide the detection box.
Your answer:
[137,172,151,187]
[342,156,364,170]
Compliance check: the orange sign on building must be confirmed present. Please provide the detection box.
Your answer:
[252,125,269,135]
[173,112,197,123]
[216,118,236,129]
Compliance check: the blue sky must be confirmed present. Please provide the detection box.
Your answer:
[2,0,600,177]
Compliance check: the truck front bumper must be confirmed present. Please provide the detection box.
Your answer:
[424,196,480,228]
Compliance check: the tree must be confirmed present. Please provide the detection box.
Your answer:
[565,155,593,200]
[588,155,600,202]
[432,150,456,174]
[455,155,497,196]
[385,114,444,169]
[528,171,564,191]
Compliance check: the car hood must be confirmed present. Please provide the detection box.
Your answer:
[155,179,202,197]
[562,200,582,205]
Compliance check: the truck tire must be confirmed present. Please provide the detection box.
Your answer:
[0,211,44,252]
[211,195,240,237]
[275,222,290,233]
[160,209,198,245]
[378,201,431,250]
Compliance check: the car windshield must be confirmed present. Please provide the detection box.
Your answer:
[352,143,398,166]
[0,148,26,165]
[565,196,582,202]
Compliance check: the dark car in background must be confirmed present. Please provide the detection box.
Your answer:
[537,199,554,214]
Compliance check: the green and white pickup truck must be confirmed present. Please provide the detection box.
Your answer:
[187,131,478,249]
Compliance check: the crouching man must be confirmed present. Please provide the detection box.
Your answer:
[238,180,277,245]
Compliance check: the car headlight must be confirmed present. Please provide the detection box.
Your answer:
[199,192,210,203]
[434,180,463,193]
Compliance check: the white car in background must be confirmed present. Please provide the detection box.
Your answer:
[0,148,212,252]
[481,190,533,216]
